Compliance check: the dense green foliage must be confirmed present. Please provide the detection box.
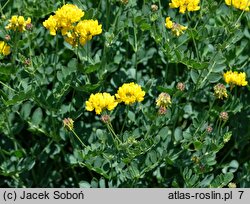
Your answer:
[0,0,250,187]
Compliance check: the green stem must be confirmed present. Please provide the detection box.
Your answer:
[219,121,227,136]
[193,99,215,137]
[216,120,222,137]
[71,129,87,148]
[108,122,121,143]
[27,34,33,67]
[0,81,16,92]
[186,13,200,61]
[120,106,129,134]
[133,15,138,80]
[105,0,110,30]
[218,145,235,166]
[4,110,24,151]
[234,10,245,27]
[11,32,19,67]
[0,0,11,15]
[158,0,166,42]
[106,124,116,142]
[197,61,216,89]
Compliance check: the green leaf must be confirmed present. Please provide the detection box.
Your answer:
[31,107,43,126]
[56,71,63,82]
[207,72,221,83]
[210,173,234,188]
[181,59,209,70]
[156,86,174,95]
[5,91,32,106]
[149,151,157,164]
[194,140,203,150]
[79,181,91,188]
[222,160,239,173]
[140,22,151,31]
[82,63,100,74]
[75,83,101,93]
[190,70,199,84]
[62,58,77,77]
[128,111,136,123]
[83,8,95,19]
[157,126,169,140]
[0,63,14,75]
[99,178,106,188]
[198,175,214,187]
[20,102,32,120]
[174,127,183,142]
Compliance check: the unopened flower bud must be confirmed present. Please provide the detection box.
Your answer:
[206,125,213,133]
[219,112,229,122]
[5,35,11,41]
[214,83,228,99]
[228,182,236,188]
[24,58,31,66]
[101,114,110,123]
[151,4,158,12]
[63,118,74,131]
[127,137,137,145]
[158,106,167,115]
[176,82,185,91]
[223,132,232,143]
[120,0,128,5]
[191,156,199,163]
[25,23,33,31]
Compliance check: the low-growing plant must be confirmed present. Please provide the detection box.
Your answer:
[0,0,249,187]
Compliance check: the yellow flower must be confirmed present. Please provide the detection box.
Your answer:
[43,4,84,36]
[165,17,187,36]
[115,82,145,105]
[5,15,31,32]
[169,0,200,13]
[156,93,171,108]
[0,41,11,56]
[165,17,173,29]
[225,0,250,11]
[172,24,187,36]
[65,19,102,46]
[43,15,58,35]
[55,4,84,35]
[223,70,248,86]
[85,93,118,115]
[43,4,102,47]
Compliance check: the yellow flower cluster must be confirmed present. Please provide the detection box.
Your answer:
[225,0,250,11]
[43,4,102,46]
[43,4,84,36]
[85,83,145,115]
[169,0,200,13]
[0,41,11,56]
[115,82,145,105]
[156,93,171,108]
[156,93,171,115]
[65,20,102,47]
[223,71,248,86]
[5,15,31,32]
[165,17,187,36]
[86,93,118,115]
